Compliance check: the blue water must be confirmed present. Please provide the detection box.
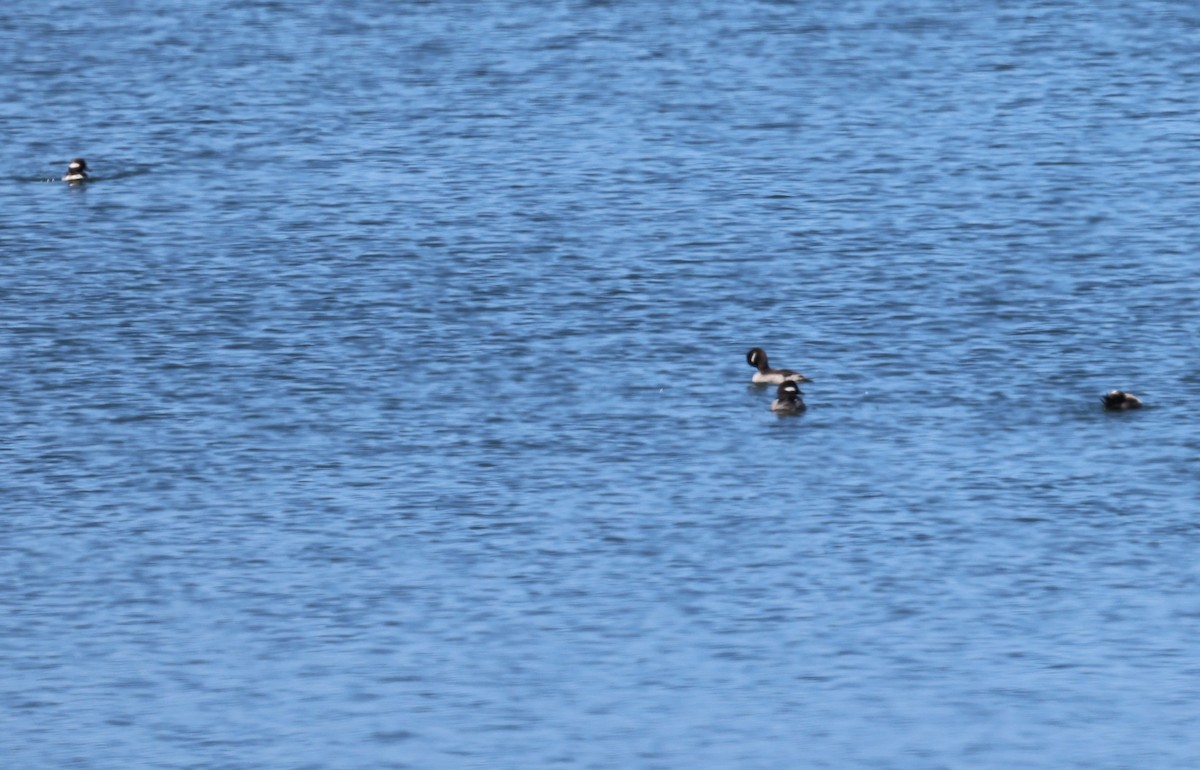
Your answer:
[3,1,1200,768]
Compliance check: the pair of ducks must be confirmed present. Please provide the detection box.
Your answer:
[749,347,1144,414]
[747,348,811,414]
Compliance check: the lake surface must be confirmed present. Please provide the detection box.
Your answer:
[3,1,1200,768]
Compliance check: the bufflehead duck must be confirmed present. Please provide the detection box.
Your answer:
[1101,390,1142,410]
[771,381,806,413]
[62,158,88,183]
[746,347,811,385]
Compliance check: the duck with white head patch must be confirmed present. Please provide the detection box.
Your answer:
[770,381,806,414]
[62,158,88,183]
[746,347,811,385]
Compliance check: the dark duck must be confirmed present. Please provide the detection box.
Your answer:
[62,158,88,183]
[770,381,807,414]
[1101,390,1142,410]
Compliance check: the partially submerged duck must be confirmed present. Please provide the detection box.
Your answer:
[746,347,811,385]
[770,381,806,414]
[1101,390,1142,410]
[62,158,88,183]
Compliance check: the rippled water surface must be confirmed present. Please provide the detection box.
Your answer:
[3,1,1200,768]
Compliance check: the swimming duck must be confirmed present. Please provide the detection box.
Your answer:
[62,158,88,183]
[746,347,811,385]
[1101,390,1142,410]
[771,381,807,413]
